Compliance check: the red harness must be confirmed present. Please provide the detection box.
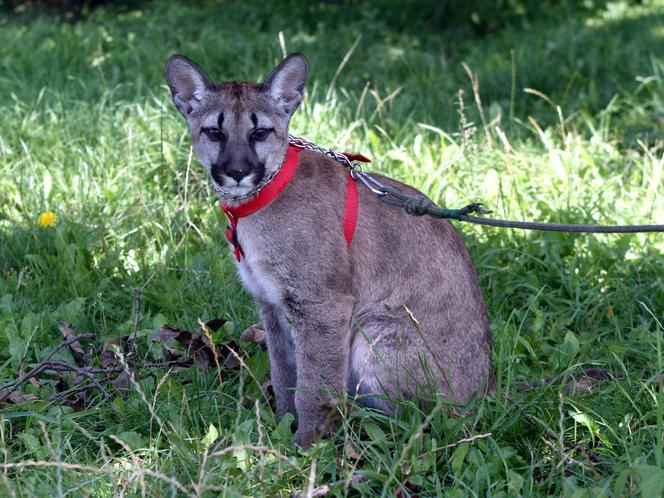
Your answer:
[221,144,367,262]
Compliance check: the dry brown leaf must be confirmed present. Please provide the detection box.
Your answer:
[154,326,194,353]
[219,341,244,369]
[189,333,214,369]
[101,338,121,369]
[240,322,267,346]
[151,326,190,362]
[111,371,131,393]
[58,321,86,366]
[345,441,361,461]
[202,318,227,333]
[152,326,182,344]
[151,321,240,372]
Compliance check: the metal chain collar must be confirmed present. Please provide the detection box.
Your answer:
[212,134,367,202]
[287,134,367,177]
[288,134,392,196]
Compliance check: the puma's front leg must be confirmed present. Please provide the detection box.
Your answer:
[260,304,297,417]
[288,296,355,447]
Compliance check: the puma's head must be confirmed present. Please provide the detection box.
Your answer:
[164,54,309,200]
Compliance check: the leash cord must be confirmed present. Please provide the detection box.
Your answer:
[356,172,664,234]
[287,135,663,234]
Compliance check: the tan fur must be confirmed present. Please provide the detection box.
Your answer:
[165,54,494,447]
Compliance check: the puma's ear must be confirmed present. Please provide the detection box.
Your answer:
[164,55,215,116]
[262,53,309,118]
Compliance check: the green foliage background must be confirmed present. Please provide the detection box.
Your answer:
[0,0,663,496]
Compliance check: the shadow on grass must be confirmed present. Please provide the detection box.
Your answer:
[0,1,662,137]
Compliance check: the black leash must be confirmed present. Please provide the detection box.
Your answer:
[356,173,664,234]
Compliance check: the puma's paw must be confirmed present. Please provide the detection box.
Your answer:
[293,415,338,448]
[294,427,319,449]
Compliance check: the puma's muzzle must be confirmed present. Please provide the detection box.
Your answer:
[210,142,266,190]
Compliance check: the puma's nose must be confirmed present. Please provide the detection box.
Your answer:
[211,161,251,185]
[225,164,251,183]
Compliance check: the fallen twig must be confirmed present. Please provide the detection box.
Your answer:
[0,333,95,403]
[0,313,247,415]
[46,382,96,402]
[436,432,493,450]
[290,474,367,498]
[1,358,120,415]
[129,288,142,356]
[44,360,123,375]
[521,411,601,466]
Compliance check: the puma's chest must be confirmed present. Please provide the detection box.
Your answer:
[232,228,284,307]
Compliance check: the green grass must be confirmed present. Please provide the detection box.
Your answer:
[1,0,664,495]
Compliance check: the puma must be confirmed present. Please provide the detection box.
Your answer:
[165,53,494,447]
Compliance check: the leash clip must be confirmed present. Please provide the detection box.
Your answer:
[355,172,388,196]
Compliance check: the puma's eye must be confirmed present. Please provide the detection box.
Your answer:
[202,127,224,142]
[250,128,271,142]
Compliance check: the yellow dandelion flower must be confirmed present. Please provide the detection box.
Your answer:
[38,211,57,227]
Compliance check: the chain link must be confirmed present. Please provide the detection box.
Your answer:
[288,134,365,177]
[287,135,388,195]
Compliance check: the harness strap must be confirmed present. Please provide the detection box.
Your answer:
[222,210,242,262]
[343,174,358,248]
[221,145,365,261]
